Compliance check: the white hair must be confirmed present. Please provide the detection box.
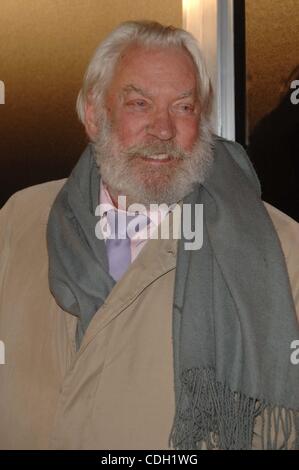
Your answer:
[76,21,213,125]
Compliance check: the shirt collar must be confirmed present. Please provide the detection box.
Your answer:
[99,180,177,242]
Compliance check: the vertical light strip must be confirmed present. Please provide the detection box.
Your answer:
[182,0,235,140]
[182,0,203,44]
[217,0,235,140]
[182,0,218,133]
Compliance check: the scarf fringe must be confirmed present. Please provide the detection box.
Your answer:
[169,367,298,450]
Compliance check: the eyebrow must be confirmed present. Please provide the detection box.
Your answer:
[121,84,152,99]
[121,84,195,100]
[177,90,194,99]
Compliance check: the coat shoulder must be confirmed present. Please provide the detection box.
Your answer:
[264,201,299,248]
[7,179,66,211]
[264,201,299,321]
[0,179,66,225]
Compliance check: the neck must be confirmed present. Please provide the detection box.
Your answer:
[105,184,129,211]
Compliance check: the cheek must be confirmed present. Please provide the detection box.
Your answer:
[176,120,200,150]
[113,111,148,147]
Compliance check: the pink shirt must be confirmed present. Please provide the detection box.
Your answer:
[99,181,171,263]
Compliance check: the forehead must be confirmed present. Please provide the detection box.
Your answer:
[108,44,198,97]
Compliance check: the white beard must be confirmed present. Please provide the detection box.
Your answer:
[93,112,214,207]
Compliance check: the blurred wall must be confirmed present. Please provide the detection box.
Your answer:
[246,0,299,132]
[0,0,182,207]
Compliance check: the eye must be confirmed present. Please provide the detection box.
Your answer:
[136,100,147,107]
[126,99,149,110]
[174,103,195,114]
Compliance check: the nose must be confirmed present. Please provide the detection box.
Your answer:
[147,108,176,141]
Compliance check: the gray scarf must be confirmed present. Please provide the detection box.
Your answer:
[47,137,299,449]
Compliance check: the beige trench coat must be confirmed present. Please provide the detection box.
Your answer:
[0,180,298,449]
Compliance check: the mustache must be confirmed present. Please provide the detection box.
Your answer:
[121,142,187,160]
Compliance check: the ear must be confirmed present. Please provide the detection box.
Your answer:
[84,96,99,141]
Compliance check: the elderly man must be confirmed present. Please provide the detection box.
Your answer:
[0,21,298,450]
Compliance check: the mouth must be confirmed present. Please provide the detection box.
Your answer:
[139,154,175,164]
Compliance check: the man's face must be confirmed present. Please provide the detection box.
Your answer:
[106,44,200,155]
[92,44,213,206]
